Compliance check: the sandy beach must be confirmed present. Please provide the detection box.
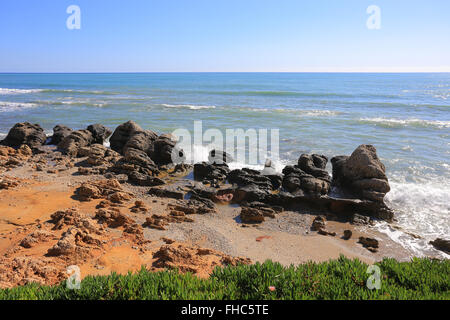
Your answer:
[0,126,421,288]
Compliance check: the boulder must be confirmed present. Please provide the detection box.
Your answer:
[193,162,230,184]
[49,125,72,145]
[1,122,46,149]
[282,154,331,196]
[331,145,390,202]
[58,129,94,157]
[87,124,112,145]
[109,121,144,154]
[429,238,450,254]
[151,134,184,165]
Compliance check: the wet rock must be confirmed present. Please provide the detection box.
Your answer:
[49,125,72,145]
[58,129,94,157]
[193,162,230,184]
[208,149,233,164]
[87,124,112,145]
[1,122,46,149]
[331,145,390,202]
[429,238,450,254]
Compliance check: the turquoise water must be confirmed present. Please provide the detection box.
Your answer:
[0,73,449,256]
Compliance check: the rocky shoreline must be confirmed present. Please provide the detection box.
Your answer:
[0,121,448,288]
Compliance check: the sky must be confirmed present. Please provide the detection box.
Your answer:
[0,0,449,72]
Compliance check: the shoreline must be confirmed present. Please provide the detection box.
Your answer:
[0,121,447,288]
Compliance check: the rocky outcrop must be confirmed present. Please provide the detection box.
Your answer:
[49,125,72,145]
[282,154,331,196]
[429,238,450,254]
[331,145,390,202]
[58,129,94,157]
[87,124,112,145]
[194,162,230,185]
[1,122,46,149]
[110,120,146,154]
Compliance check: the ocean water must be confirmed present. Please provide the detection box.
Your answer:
[0,73,449,257]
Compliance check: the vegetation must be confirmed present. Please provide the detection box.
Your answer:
[1,256,448,300]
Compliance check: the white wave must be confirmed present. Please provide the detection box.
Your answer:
[161,104,216,110]
[359,117,450,129]
[375,180,450,258]
[238,107,341,117]
[0,101,38,112]
[0,88,43,95]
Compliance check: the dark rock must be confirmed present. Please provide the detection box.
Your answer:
[429,238,450,254]
[128,171,165,186]
[351,213,372,225]
[87,124,112,145]
[281,154,331,196]
[208,149,233,164]
[110,121,144,154]
[194,162,230,184]
[151,134,185,165]
[343,230,352,240]
[124,147,158,173]
[1,122,46,149]
[49,125,72,145]
[331,145,390,202]
[358,237,379,249]
[58,129,93,157]
[124,130,157,155]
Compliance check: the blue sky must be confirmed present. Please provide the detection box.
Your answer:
[0,0,449,72]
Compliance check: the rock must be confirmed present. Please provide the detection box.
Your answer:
[318,229,336,237]
[0,177,20,190]
[343,230,352,240]
[208,149,233,164]
[429,238,450,254]
[124,148,159,173]
[148,187,184,200]
[260,159,277,176]
[240,207,266,223]
[110,121,145,154]
[351,213,372,226]
[49,125,72,145]
[331,145,390,202]
[87,124,112,145]
[358,237,379,250]
[58,129,94,157]
[108,192,132,204]
[128,171,165,186]
[151,134,185,165]
[168,199,215,215]
[311,216,326,231]
[124,130,158,154]
[1,122,46,149]
[143,213,194,230]
[193,162,230,184]
[281,154,331,196]
[20,230,53,248]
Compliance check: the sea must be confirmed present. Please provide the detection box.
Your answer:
[0,72,448,257]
